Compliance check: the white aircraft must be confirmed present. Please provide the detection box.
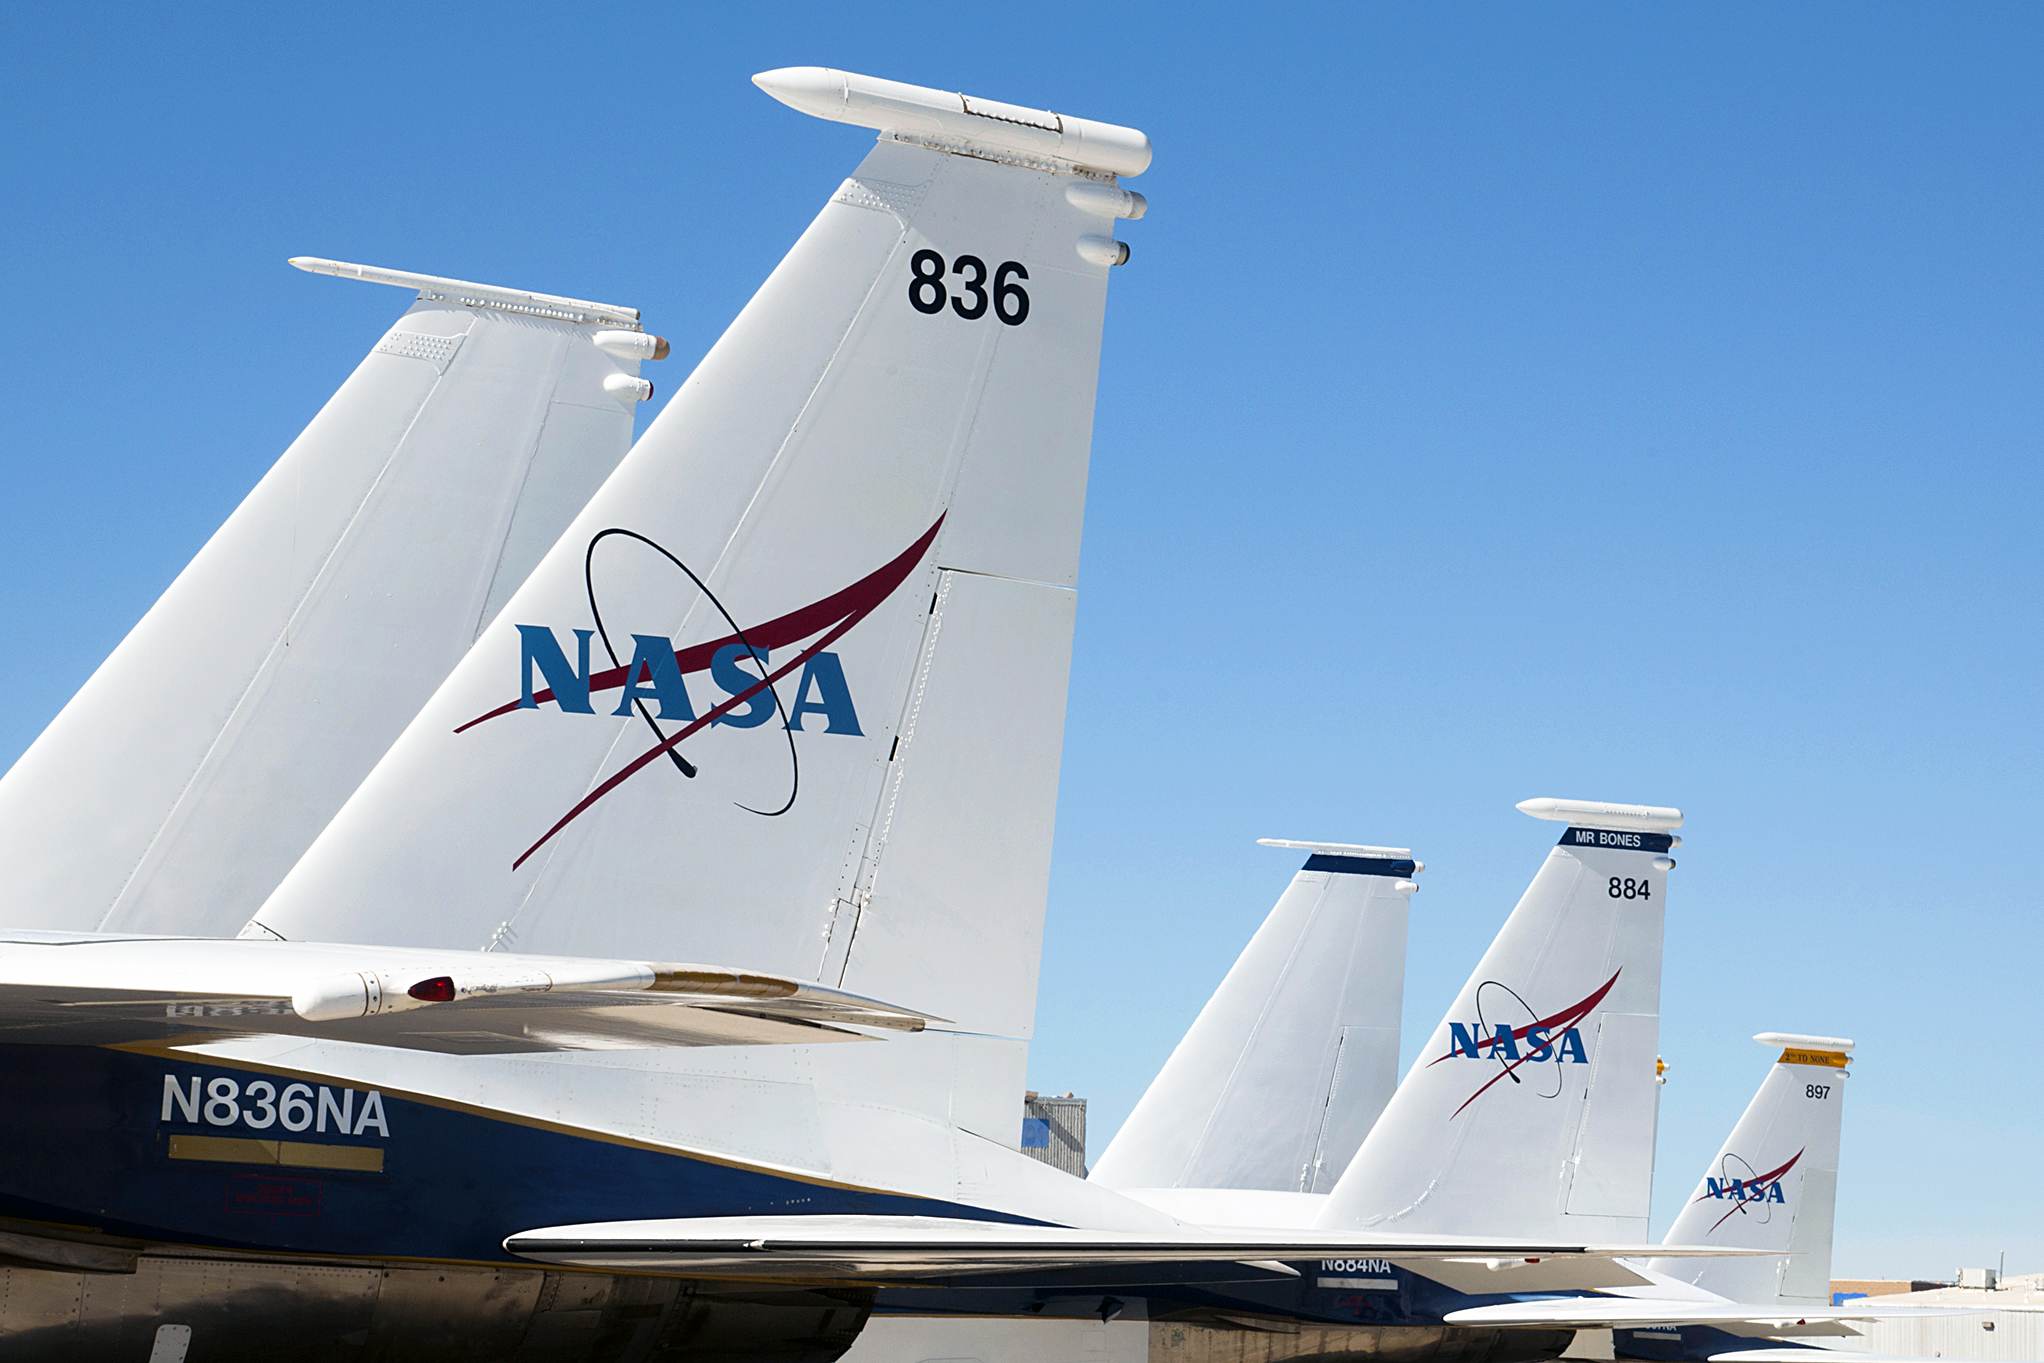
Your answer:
[1094,868,1972,1357]
[827,818,1970,1363]
[0,67,1756,1362]
[1084,829,1968,1339]
[512,800,1733,1359]
[0,257,660,938]
[817,801,1670,1363]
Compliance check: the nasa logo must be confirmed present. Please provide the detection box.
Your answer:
[457,517,944,869]
[1695,1150,1801,1230]
[1706,1177,1786,1203]
[1444,1022,1590,1065]
[1425,971,1620,1119]
[512,630,864,737]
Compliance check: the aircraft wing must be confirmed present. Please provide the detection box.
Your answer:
[0,932,933,1055]
[1443,1299,1988,1329]
[501,1214,1763,1287]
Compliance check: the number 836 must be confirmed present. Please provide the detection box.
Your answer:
[909,249,1030,325]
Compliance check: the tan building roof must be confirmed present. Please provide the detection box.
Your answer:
[1833,1278,1947,1298]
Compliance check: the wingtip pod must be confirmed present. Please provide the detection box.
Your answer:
[751,66,1153,177]
[1517,797,1683,832]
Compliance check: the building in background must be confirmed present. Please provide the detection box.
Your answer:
[1021,1092,1086,1176]
[1832,1278,1953,1302]
[1832,1271,2044,1360]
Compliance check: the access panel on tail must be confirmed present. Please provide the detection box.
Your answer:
[247,70,1150,1064]
[1645,1033,1853,1309]
[1317,797,1682,1243]
[1091,840,1418,1195]
[0,261,654,937]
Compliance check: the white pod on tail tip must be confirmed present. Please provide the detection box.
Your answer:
[752,67,1153,177]
[603,373,654,402]
[1517,797,1683,831]
[286,256,642,325]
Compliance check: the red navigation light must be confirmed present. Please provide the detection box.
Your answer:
[408,976,457,1003]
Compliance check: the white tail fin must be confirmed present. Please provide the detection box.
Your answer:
[0,263,649,936]
[1649,1033,1852,1308]
[1315,798,1681,1240]
[1090,840,1416,1194]
[246,72,1149,1063]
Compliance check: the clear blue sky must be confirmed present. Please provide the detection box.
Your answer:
[3,4,2039,1278]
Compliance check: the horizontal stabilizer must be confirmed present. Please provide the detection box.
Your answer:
[502,1213,1763,1286]
[1445,1300,1985,1329]
[0,933,932,1054]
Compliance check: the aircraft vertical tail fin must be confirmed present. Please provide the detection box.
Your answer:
[1316,798,1680,1241]
[1647,1033,1852,1308]
[0,262,651,936]
[247,71,1151,1090]
[1091,840,1416,1194]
